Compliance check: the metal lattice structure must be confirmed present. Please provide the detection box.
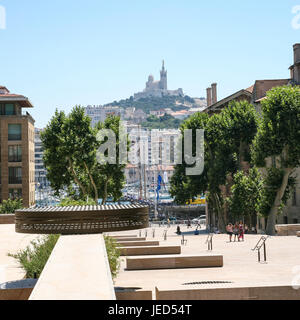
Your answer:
[15,204,149,235]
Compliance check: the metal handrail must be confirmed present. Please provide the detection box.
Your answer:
[181,234,187,245]
[205,233,213,251]
[163,230,168,241]
[252,236,271,262]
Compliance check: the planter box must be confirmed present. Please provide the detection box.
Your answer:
[275,224,300,236]
[0,214,15,224]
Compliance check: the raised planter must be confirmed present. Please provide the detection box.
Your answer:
[275,224,300,236]
[0,214,15,225]
[15,205,149,235]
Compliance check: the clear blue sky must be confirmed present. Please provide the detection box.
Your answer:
[0,0,299,128]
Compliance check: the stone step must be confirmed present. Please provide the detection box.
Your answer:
[120,246,181,256]
[126,254,223,270]
[110,235,137,238]
[117,241,160,247]
[114,237,146,242]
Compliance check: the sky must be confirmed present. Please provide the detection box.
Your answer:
[0,0,299,128]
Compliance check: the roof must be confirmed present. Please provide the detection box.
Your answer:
[0,86,34,108]
[203,87,253,113]
[253,79,290,102]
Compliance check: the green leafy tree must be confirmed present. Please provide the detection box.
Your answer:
[170,101,258,231]
[252,86,300,235]
[95,115,129,204]
[41,107,128,204]
[227,168,262,226]
[141,114,182,129]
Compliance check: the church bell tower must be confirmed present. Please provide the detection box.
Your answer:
[160,60,168,91]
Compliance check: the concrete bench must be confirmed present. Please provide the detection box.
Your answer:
[126,254,223,270]
[117,241,160,247]
[110,235,137,238]
[120,246,181,256]
[155,285,300,300]
[275,224,300,236]
[114,237,146,242]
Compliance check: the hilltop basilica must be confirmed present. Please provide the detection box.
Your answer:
[134,61,184,100]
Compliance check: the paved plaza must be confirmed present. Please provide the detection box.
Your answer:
[1,223,300,299]
[111,225,300,296]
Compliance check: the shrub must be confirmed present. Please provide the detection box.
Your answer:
[58,197,97,207]
[104,236,121,280]
[1,198,23,214]
[8,234,60,278]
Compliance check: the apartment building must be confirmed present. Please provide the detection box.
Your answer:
[0,86,35,207]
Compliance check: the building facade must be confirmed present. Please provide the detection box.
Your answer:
[34,128,50,189]
[0,86,35,207]
[85,105,124,127]
[202,43,300,230]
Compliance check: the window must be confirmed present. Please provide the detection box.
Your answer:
[8,145,22,162]
[0,103,16,115]
[9,167,22,184]
[8,124,22,141]
[9,188,22,200]
[5,104,15,115]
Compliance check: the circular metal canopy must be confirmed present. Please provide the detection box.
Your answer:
[15,204,149,235]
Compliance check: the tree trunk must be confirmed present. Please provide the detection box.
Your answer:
[67,157,87,197]
[83,162,98,203]
[211,192,226,233]
[101,179,109,205]
[266,168,292,235]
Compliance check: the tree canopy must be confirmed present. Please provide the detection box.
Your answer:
[41,106,128,204]
[170,100,259,231]
[252,85,300,234]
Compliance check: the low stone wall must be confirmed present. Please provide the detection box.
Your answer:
[0,288,33,300]
[275,224,300,236]
[120,246,181,256]
[0,214,15,225]
[116,290,152,300]
[126,254,223,270]
[29,234,116,300]
[156,285,300,300]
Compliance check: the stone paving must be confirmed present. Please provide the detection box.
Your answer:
[110,225,300,296]
[0,225,39,284]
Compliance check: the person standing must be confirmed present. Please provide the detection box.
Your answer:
[238,221,244,241]
[226,223,233,242]
[233,223,239,242]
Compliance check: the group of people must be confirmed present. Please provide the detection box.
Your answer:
[226,222,249,242]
